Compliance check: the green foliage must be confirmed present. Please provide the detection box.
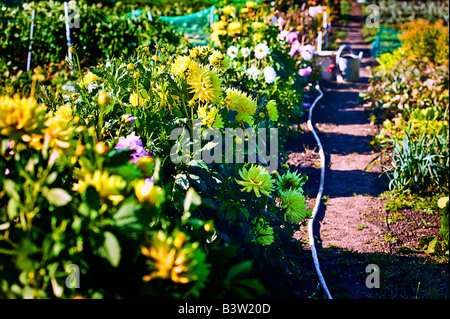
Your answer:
[374,0,449,25]
[368,20,449,195]
[386,127,448,193]
[398,19,449,67]
[0,28,312,298]
[0,0,190,96]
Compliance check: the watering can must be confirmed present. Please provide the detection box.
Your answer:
[336,45,363,82]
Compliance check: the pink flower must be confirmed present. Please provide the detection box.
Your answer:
[274,16,285,31]
[115,131,149,163]
[300,44,315,61]
[287,31,299,44]
[298,66,312,77]
[289,40,301,56]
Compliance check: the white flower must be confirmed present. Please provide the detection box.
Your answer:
[263,66,277,84]
[254,43,270,59]
[241,47,251,58]
[278,30,289,42]
[227,45,239,60]
[300,44,315,61]
[247,66,260,80]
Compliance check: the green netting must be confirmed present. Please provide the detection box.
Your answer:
[158,6,217,46]
[370,27,402,57]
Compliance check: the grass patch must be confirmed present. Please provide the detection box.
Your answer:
[381,190,444,215]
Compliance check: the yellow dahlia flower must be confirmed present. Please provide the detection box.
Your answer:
[72,169,126,204]
[54,104,73,122]
[210,30,227,45]
[237,164,275,197]
[197,105,224,129]
[225,88,256,116]
[78,71,98,89]
[141,229,210,290]
[222,5,236,16]
[211,20,227,32]
[0,95,47,139]
[130,92,145,107]
[279,188,311,223]
[208,50,231,71]
[266,100,278,122]
[187,65,222,104]
[171,56,192,77]
[227,21,242,35]
[40,115,74,150]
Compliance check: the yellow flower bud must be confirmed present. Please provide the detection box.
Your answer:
[133,71,140,79]
[135,180,165,207]
[95,141,108,154]
[98,91,110,107]
[127,63,135,71]
[75,144,85,157]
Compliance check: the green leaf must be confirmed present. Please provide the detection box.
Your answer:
[188,174,207,192]
[184,187,201,213]
[44,188,72,207]
[175,173,189,190]
[98,231,121,267]
[3,180,19,201]
[7,198,19,220]
[104,149,134,167]
[113,201,146,235]
[226,260,253,280]
[85,185,101,210]
[139,89,148,99]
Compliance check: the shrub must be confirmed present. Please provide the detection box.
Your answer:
[398,19,449,67]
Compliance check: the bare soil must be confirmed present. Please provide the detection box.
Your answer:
[283,1,449,299]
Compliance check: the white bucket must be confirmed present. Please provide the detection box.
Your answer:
[314,51,335,81]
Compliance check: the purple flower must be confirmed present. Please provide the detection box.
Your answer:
[121,114,137,125]
[287,31,299,44]
[298,66,312,77]
[115,131,149,163]
[289,40,301,56]
[301,102,311,108]
[274,16,285,31]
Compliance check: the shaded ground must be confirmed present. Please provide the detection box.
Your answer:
[284,1,449,299]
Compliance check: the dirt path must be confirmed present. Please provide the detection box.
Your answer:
[285,1,448,299]
[291,1,387,255]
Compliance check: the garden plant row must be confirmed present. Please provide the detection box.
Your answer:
[365,16,449,258]
[0,0,330,298]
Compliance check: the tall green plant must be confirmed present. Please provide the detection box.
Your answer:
[387,126,449,193]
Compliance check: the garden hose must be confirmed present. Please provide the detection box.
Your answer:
[306,84,333,299]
